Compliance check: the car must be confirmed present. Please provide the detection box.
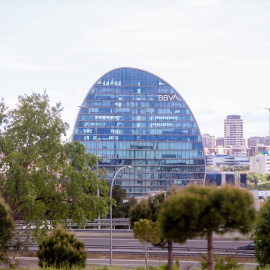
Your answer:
[22,221,53,230]
[236,242,256,251]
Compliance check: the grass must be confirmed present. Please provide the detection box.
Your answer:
[0,267,133,270]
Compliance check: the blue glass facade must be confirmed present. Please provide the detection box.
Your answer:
[205,173,247,188]
[73,68,205,197]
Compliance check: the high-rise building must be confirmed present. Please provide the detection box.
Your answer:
[202,134,215,148]
[216,137,224,147]
[73,67,205,197]
[224,115,243,147]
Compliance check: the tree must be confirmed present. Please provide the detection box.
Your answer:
[129,193,170,265]
[38,224,87,269]
[110,185,137,219]
[129,192,166,228]
[247,172,270,189]
[158,185,256,270]
[252,199,270,268]
[0,92,111,241]
[220,165,249,172]
[0,196,15,267]
[133,219,160,270]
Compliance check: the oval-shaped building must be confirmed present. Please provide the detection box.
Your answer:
[73,67,205,197]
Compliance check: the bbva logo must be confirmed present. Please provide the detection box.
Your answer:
[158,94,179,101]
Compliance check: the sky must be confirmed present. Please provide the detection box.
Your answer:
[1,0,270,139]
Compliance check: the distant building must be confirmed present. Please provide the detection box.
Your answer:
[206,147,229,156]
[227,145,248,156]
[206,155,249,167]
[250,153,270,174]
[248,136,270,148]
[216,137,224,147]
[248,145,270,157]
[224,115,243,147]
[202,134,215,148]
[205,171,246,188]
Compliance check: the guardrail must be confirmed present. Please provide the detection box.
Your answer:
[15,218,131,230]
[22,243,256,262]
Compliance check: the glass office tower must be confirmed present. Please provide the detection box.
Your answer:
[73,68,205,197]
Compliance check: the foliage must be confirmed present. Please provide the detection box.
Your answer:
[252,199,270,268]
[129,193,166,228]
[37,224,87,269]
[0,92,111,241]
[253,152,264,156]
[97,267,109,270]
[220,166,249,172]
[129,193,174,269]
[0,196,14,248]
[135,265,179,270]
[158,185,256,270]
[201,254,240,270]
[247,173,270,190]
[133,219,161,270]
[0,196,17,268]
[111,185,137,218]
[129,193,167,248]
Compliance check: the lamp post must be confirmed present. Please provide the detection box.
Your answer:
[110,166,132,265]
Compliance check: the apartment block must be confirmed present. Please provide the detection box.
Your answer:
[224,115,243,147]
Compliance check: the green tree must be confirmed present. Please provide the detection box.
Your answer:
[0,196,15,267]
[158,185,256,270]
[0,92,111,240]
[110,185,137,219]
[129,193,166,228]
[129,193,170,266]
[247,173,270,189]
[252,199,270,268]
[221,165,249,172]
[38,224,87,269]
[133,219,160,270]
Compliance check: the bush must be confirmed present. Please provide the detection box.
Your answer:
[37,224,87,269]
[0,196,15,268]
[135,264,178,270]
[201,254,240,270]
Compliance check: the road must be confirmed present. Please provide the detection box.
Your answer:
[76,234,256,269]
[19,231,256,269]
[78,234,252,251]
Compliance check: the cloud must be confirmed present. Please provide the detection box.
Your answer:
[1,59,77,71]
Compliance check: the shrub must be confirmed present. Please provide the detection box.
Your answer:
[0,196,15,268]
[201,254,241,270]
[37,224,87,269]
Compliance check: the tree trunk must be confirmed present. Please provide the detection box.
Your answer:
[144,241,148,270]
[167,240,173,270]
[207,231,214,270]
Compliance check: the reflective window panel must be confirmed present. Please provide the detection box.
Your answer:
[73,67,205,197]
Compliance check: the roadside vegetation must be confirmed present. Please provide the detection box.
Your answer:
[0,92,111,263]
[1,92,270,270]
[130,186,256,270]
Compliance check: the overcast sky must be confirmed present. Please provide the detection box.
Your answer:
[1,0,270,139]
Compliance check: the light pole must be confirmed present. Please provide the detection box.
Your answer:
[110,166,132,265]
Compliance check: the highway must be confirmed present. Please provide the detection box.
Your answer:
[77,233,253,251]
[17,231,257,269]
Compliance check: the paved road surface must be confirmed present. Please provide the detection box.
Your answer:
[78,234,253,251]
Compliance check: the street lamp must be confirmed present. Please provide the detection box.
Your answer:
[110,165,132,265]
